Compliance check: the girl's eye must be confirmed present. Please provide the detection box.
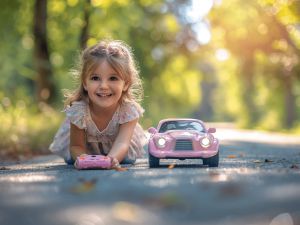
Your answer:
[90,76,100,81]
[109,76,119,81]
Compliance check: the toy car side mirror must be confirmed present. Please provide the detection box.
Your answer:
[207,128,216,133]
[148,127,157,134]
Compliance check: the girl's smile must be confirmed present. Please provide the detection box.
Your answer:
[96,93,113,97]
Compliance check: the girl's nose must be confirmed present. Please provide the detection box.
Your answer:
[99,80,109,89]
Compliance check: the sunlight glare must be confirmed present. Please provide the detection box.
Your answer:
[193,22,211,44]
[145,178,178,188]
[186,0,213,22]
[0,174,56,183]
[215,48,230,61]
[186,0,213,45]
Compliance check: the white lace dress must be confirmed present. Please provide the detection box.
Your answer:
[49,100,146,162]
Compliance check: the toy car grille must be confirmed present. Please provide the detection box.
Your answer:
[175,140,193,151]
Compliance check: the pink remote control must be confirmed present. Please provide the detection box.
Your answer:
[75,155,112,169]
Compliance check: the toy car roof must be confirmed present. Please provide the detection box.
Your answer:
[157,118,205,128]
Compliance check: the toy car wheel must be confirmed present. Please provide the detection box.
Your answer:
[203,152,219,167]
[148,153,159,168]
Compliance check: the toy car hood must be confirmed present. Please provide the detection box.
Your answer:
[154,130,206,139]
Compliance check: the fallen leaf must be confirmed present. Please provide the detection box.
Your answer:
[159,193,183,208]
[209,171,228,182]
[209,171,219,176]
[168,164,175,169]
[114,167,128,172]
[69,178,97,194]
[219,183,243,198]
[112,201,139,223]
[264,159,274,163]
[290,164,299,169]
[144,192,184,209]
[0,167,10,170]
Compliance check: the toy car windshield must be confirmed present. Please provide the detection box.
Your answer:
[159,121,205,133]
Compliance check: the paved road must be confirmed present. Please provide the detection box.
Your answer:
[0,128,300,225]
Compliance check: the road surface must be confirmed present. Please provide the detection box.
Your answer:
[0,128,300,225]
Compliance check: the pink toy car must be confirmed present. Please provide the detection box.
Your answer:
[148,118,219,168]
[75,155,112,169]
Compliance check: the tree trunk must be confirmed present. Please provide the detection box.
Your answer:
[240,57,257,126]
[283,70,296,128]
[80,0,91,50]
[33,0,55,103]
[194,63,216,121]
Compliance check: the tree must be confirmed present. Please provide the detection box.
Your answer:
[80,0,91,50]
[33,0,55,103]
[209,0,300,128]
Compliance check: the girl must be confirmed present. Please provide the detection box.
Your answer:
[49,40,146,168]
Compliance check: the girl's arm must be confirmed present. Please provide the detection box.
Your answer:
[70,123,87,160]
[107,118,138,163]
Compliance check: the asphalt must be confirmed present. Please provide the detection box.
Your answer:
[0,128,300,225]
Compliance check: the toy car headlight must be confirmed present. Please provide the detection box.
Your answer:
[201,137,210,148]
[156,137,167,148]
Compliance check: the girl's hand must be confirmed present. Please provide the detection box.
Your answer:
[110,157,121,169]
[110,157,128,171]
[74,154,88,169]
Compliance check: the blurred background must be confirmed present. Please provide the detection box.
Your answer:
[0,0,299,158]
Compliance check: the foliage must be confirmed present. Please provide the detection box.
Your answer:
[0,97,63,158]
[46,0,204,126]
[0,0,300,155]
[208,0,300,129]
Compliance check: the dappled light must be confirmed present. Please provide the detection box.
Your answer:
[0,1,300,225]
[215,48,230,61]
[1,0,299,142]
[0,174,56,183]
[0,0,299,199]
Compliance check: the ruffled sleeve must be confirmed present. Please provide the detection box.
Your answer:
[65,101,87,129]
[119,101,144,124]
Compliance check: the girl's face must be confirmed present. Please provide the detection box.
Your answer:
[83,60,128,111]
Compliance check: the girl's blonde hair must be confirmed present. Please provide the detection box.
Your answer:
[64,40,143,106]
